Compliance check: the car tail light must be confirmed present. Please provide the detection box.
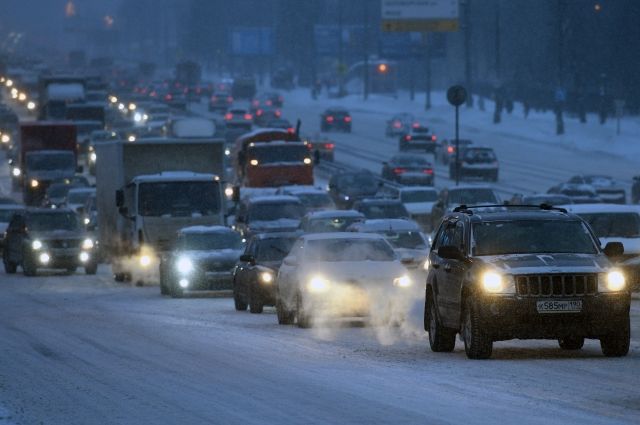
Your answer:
[423,168,434,175]
[275,110,282,117]
[150,91,157,97]
[165,94,172,101]
[405,135,412,141]
[278,96,284,102]
[287,127,295,133]
[326,116,334,122]
[224,113,233,120]
[412,122,420,128]
[344,116,352,123]
[324,143,335,150]
[431,135,437,141]
[393,121,402,128]
[393,167,406,174]
[256,109,263,116]
[227,96,233,103]
[266,100,272,106]
[447,146,454,154]
[244,113,253,120]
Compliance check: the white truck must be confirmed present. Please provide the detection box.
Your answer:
[95,138,226,283]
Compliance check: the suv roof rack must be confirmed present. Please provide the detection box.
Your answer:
[452,204,568,214]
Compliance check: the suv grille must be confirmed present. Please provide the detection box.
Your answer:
[515,274,597,297]
[49,239,82,249]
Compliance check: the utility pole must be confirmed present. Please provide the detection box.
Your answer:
[493,0,502,124]
[555,0,565,135]
[463,0,473,107]
[363,0,369,100]
[425,33,431,110]
[338,1,344,96]
[495,0,501,82]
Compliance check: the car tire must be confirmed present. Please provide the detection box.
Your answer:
[558,336,584,350]
[234,290,248,311]
[85,262,97,275]
[600,317,630,357]
[425,290,456,352]
[276,293,294,325]
[462,297,493,359]
[3,256,17,274]
[114,272,126,282]
[296,293,312,328]
[22,256,37,277]
[248,285,264,314]
[170,282,184,298]
[159,267,169,295]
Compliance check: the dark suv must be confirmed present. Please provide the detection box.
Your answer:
[424,205,630,359]
[3,208,98,275]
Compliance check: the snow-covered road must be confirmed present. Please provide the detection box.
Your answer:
[0,269,639,425]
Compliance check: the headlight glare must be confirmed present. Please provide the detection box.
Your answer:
[393,275,412,288]
[32,240,43,250]
[600,270,626,292]
[176,257,194,274]
[260,271,274,283]
[140,255,152,267]
[82,238,94,250]
[481,271,515,294]
[307,275,330,293]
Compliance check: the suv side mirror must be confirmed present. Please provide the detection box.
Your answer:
[438,245,465,261]
[240,254,255,264]
[283,256,297,266]
[604,241,624,258]
[115,189,124,207]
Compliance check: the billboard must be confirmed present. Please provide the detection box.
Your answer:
[381,0,459,32]
[230,27,273,56]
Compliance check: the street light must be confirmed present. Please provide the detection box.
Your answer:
[377,63,388,73]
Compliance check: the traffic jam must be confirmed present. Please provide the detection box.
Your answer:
[0,1,639,424]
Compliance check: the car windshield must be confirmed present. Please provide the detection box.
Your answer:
[256,237,297,262]
[380,230,428,250]
[295,193,333,208]
[0,209,22,222]
[306,238,396,262]
[359,203,408,219]
[448,189,499,205]
[248,202,304,221]
[472,220,598,256]
[26,152,75,171]
[47,184,76,198]
[401,190,437,203]
[138,181,221,217]
[27,212,80,232]
[306,216,362,233]
[180,231,244,251]
[578,213,640,238]
[67,191,94,204]
[248,144,308,164]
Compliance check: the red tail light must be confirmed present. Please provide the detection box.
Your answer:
[393,168,406,174]
[266,100,272,106]
[447,146,454,154]
[431,135,437,141]
[165,94,173,101]
[423,168,434,175]
[405,135,412,141]
[256,109,263,116]
[344,116,352,123]
[324,143,335,150]
[244,113,253,120]
[227,96,233,103]
[275,110,281,117]
[224,113,233,120]
[412,122,420,128]
[326,116,334,122]
[392,121,402,128]
[287,127,295,133]
[150,91,157,97]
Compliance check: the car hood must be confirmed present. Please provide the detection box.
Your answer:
[481,253,610,274]
[257,260,283,271]
[404,202,436,215]
[300,261,408,285]
[183,249,243,262]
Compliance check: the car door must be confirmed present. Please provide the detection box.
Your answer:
[428,221,449,319]
[441,220,468,325]
[236,240,258,295]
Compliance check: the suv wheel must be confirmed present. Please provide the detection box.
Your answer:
[600,317,630,357]
[426,291,456,352]
[234,290,248,311]
[276,293,294,325]
[3,256,17,274]
[22,255,37,277]
[248,285,264,314]
[558,336,584,350]
[170,281,184,298]
[296,293,312,328]
[462,297,493,359]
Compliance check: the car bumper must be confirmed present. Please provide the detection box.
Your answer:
[477,293,630,340]
[185,270,235,291]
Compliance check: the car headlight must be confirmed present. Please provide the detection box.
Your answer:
[423,258,430,271]
[82,238,94,250]
[481,271,515,294]
[307,275,330,293]
[599,270,626,292]
[259,271,274,284]
[32,240,43,250]
[1,134,9,143]
[176,257,194,274]
[30,179,39,188]
[140,254,152,267]
[90,152,97,163]
[12,167,20,177]
[393,275,412,288]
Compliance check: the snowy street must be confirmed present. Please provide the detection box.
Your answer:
[0,269,639,425]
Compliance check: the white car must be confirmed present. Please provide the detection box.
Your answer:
[65,187,96,214]
[378,186,438,230]
[275,233,416,328]
[560,203,640,260]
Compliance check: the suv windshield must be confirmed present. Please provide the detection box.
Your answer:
[139,181,220,217]
[248,144,308,164]
[472,220,598,256]
[180,231,243,251]
[401,191,437,203]
[380,230,428,250]
[449,189,498,205]
[579,213,640,238]
[256,238,297,262]
[249,202,304,221]
[27,212,80,232]
[463,149,496,163]
[306,238,396,262]
[26,152,75,171]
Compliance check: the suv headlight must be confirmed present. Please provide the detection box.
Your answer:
[307,275,330,293]
[32,240,43,250]
[598,270,626,292]
[393,275,412,288]
[259,271,274,284]
[176,257,194,274]
[82,238,94,250]
[481,271,515,294]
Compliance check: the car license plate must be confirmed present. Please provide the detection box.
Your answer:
[536,299,582,313]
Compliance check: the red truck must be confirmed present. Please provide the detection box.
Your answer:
[18,122,79,205]
[233,129,313,188]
